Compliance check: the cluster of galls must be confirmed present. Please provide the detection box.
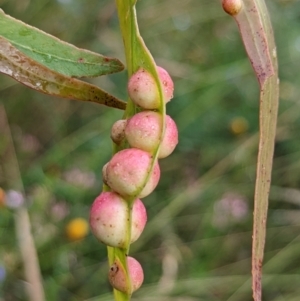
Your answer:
[89,66,178,294]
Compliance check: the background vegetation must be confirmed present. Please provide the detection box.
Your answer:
[1,0,300,300]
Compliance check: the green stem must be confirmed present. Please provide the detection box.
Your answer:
[105,1,167,300]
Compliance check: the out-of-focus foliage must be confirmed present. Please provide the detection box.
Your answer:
[0,0,300,300]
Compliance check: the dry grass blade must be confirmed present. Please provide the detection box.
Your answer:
[222,0,279,300]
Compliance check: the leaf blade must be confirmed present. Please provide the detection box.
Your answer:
[0,9,124,78]
[226,1,279,300]
[233,1,275,86]
[0,37,126,110]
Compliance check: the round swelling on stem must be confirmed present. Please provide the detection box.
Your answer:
[222,0,242,15]
[128,66,174,109]
[108,256,144,294]
[111,119,127,145]
[105,148,160,198]
[125,111,178,159]
[89,192,147,248]
[159,115,178,158]
[157,66,174,102]
[102,162,109,185]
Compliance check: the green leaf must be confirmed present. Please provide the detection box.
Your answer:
[224,1,279,300]
[0,9,124,78]
[0,37,126,110]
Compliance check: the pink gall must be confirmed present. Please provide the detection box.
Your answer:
[89,192,147,248]
[108,256,144,294]
[105,148,160,198]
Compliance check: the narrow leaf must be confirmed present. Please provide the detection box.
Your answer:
[223,0,279,300]
[233,1,275,86]
[0,9,124,78]
[0,37,126,110]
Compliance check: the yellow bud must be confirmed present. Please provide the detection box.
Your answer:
[230,117,249,135]
[65,218,89,241]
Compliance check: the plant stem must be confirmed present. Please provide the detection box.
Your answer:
[15,207,46,301]
[107,1,167,300]
[0,104,45,301]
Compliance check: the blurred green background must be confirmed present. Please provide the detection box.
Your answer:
[1,0,300,300]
